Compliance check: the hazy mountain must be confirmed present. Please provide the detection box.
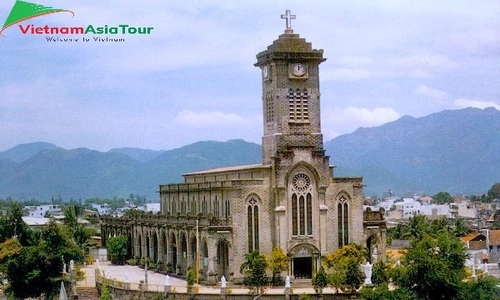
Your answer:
[0,139,261,201]
[108,147,166,163]
[326,107,500,196]
[0,108,498,200]
[0,142,62,163]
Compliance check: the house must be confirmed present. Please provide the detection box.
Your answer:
[25,204,62,218]
[459,233,487,250]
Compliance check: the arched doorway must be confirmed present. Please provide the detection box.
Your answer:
[181,232,188,274]
[217,239,230,280]
[288,243,320,279]
[145,233,150,259]
[366,234,379,263]
[202,238,209,278]
[169,232,177,273]
[152,231,158,262]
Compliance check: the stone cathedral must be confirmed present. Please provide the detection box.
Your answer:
[101,11,386,284]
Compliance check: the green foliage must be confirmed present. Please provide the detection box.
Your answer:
[186,268,196,287]
[298,293,312,300]
[360,283,418,300]
[4,220,83,299]
[107,235,128,265]
[398,232,467,300]
[371,260,389,285]
[459,276,500,300]
[324,244,365,293]
[265,247,289,285]
[432,192,454,204]
[387,215,472,243]
[240,251,267,293]
[312,266,328,294]
[100,282,111,300]
[487,183,500,201]
[0,203,32,246]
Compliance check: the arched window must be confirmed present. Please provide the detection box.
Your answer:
[202,196,207,215]
[224,199,231,218]
[172,197,177,214]
[191,196,196,214]
[247,197,259,252]
[337,194,350,247]
[290,173,313,236]
[214,196,220,217]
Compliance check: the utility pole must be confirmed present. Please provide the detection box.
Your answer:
[196,219,200,294]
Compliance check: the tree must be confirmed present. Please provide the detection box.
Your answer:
[107,235,128,265]
[239,251,268,295]
[402,214,430,240]
[459,276,500,300]
[312,266,328,297]
[371,260,389,285]
[5,220,83,299]
[265,247,289,285]
[432,192,454,204]
[487,183,500,201]
[397,232,467,300]
[360,283,418,300]
[0,203,32,246]
[324,244,365,293]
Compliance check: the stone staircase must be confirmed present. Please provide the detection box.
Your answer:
[76,287,100,300]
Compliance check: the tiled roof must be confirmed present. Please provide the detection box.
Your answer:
[489,229,500,245]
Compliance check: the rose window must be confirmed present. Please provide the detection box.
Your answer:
[292,173,310,192]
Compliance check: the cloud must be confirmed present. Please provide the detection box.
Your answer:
[414,85,448,99]
[323,52,457,82]
[454,98,500,110]
[322,106,401,139]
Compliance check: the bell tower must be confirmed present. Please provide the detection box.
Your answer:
[255,10,327,164]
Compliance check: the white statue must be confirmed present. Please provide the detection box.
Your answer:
[70,259,74,271]
[285,275,291,288]
[221,275,227,288]
[165,275,170,286]
[362,261,373,285]
[63,263,67,274]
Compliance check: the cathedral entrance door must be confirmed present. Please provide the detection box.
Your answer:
[293,257,312,279]
[288,243,319,280]
[217,239,230,280]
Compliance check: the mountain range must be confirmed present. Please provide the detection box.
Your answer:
[0,107,498,201]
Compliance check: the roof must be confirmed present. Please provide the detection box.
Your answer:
[183,164,270,176]
[22,217,51,226]
[489,230,500,245]
[460,233,486,242]
[386,249,405,260]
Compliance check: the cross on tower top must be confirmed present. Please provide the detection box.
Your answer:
[281,10,296,33]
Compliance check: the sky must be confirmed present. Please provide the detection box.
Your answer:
[1,0,499,152]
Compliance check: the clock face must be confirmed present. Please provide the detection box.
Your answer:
[263,66,269,79]
[292,63,306,77]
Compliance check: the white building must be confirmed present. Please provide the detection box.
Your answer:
[90,203,111,215]
[25,204,62,218]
